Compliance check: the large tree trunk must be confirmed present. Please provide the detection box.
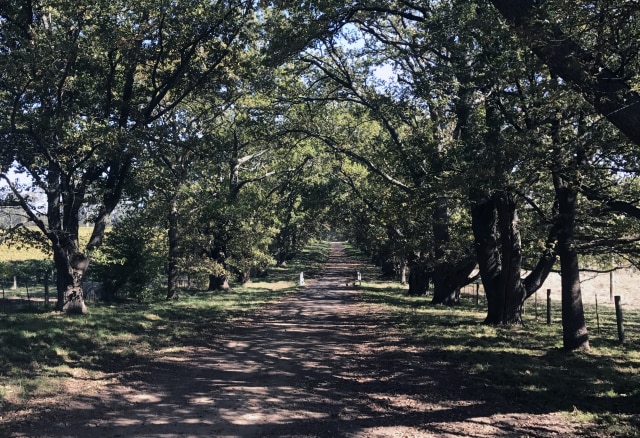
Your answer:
[431,263,453,304]
[431,256,477,305]
[46,163,88,314]
[431,264,456,304]
[208,274,229,291]
[53,244,88,314]
[408,263,430,296]
[431,197,456,304]
[237,269,251,285]
[471,193,503,323]
[430,196,477,305]
[495,192,526,324]
[166,200,180,300]
[380,258,396,278]
[553,173,590,351]
[275,249,288,267]
[470,190,547,325]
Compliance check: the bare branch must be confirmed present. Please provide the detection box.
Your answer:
[0,173,48,236]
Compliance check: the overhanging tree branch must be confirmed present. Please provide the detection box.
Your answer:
[288,128,414,194]
[579,184,640,220]
[489,0,640,146]
[0,172,48,236]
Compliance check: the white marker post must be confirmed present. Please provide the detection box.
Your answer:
[299,272,305,286]
[357,271,362,286]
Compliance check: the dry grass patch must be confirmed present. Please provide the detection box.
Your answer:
[245,280,295,290]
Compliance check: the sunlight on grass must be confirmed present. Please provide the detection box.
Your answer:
[0,239,331,411]
[4,239,637,436]
[143,313,162,321]
[357,279,640,437]
[0,227,96,262]
[245,280,295,290]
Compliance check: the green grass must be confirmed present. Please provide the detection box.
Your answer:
[358,283,640,437]
[341,242,372,264]
[0,289,287,401]
[333,242,640,436]
[337,240,640,436]
[6,239,638,435]
[0,239,331,409]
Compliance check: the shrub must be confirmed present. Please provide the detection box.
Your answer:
[91,212,166,302]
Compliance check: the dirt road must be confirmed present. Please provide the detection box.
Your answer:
[7,242,579,437]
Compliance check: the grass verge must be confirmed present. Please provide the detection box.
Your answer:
[0,239,331,413]
[357,273,640,437]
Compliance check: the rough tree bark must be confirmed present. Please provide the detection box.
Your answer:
[208,275,230,291]
[429,196,477,305]
[431,197,460,304]
[553,172,590,351]
[53,244,88,314]
[43,161,92,314]
[167,198,180,300]
[431,256,477,306]
[471,192,503,323]
[472,190,556,324]
[495,192,526,324]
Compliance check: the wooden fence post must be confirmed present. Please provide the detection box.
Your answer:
[44,270,50,308]
[595,294,601,335]
[610,270,614,303]
[615,295,625,344]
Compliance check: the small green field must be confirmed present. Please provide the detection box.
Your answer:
[0,237,48,262]
[0,226,98,262]
[0,227,91,302]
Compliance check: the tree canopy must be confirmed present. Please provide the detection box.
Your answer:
[2,0,640,351]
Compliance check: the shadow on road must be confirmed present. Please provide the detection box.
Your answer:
[7,243,579,437]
